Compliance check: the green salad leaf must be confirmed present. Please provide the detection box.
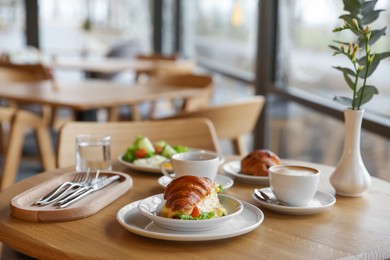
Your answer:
[176,211,216,220]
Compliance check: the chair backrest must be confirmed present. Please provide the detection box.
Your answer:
[154,60,195,78]
[56,117,221,168]
[149,73,214,112]
[136,53,177,61]
[163,95,266,156]
[0,62,52,83]
[135,53,179,82]
[0,62,57,124]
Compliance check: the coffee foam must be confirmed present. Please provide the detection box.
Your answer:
[275,166,317,176]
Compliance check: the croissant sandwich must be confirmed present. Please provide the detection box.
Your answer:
[161,175,227,220]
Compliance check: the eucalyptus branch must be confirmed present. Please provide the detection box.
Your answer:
[330,0,389,110]
[357,39,371,109]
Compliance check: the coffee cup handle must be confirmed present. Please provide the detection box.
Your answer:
[161,159,175,179]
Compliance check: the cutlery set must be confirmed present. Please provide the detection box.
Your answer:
[34,170,119,208]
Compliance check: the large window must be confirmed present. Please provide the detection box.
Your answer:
[182,0,258,81]
[277,0,390,120]
[0,0,25,52]
[39,0,152,57]
[264,0,390,181]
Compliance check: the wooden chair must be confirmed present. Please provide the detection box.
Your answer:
[153,60,195,78]
[135,53,177,82]
[161,96,266,156]
[57,118,221,169]
[145,73,213,119]
[0,62,59,126]
[113,73,212,122]
[0,107,15,155]
[0,107,55,191]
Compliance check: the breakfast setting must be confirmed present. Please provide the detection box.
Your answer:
[1,1,389,258]
[1,122,388,259]
[9,134,335,237]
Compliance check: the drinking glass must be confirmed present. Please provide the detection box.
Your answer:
[75,134,111,172]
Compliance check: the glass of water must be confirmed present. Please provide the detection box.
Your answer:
[75,134,111,172]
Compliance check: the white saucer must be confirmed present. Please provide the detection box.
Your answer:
[222,161,269,185]
[157,175,234,190]
[116,199,264,241]
[252,187,336,215]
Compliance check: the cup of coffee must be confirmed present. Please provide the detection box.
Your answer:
[160,152,219,181]
[75,134,112,172]
[268,165,320,206]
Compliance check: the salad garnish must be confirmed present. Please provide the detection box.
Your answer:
[122,135,189,163]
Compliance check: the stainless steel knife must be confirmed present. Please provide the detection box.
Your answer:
[58,175,120,208]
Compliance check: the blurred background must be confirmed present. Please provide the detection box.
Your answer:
[0,0,389,182]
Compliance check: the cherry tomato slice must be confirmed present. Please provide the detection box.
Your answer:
[191,206,200,218]
[135,149,147,158]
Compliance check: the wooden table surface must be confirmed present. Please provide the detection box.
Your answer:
[0,79,204,111]
[0,158,389,259]
[47,56,191,74]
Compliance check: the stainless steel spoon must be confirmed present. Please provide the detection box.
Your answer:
[254,189,288,206]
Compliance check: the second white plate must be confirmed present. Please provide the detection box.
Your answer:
[222,161,269,185]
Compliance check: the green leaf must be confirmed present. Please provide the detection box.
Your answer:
[362,10,384,24]
[359,52,390,77]
[329,45,341,52]
[362,0,377,15]
[356,85,379,107]
[339,14,358,25]
[333,66,356,77]
[359,92,374,106]
[332,40,350,46]
[357,85,379,96]
[358,27,387,47]
[368,27,387,46]
[334,96,354,106]
[343,71,356,90]
[343,0,362,15]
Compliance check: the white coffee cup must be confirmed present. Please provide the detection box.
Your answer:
[75,134,111,172]
[269,165,320,207]
[160,152,219,181]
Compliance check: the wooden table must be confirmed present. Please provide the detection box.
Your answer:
[0,79,205,121]
[47,56,153,74]
[1,158,389,259]
[47,56,193,74]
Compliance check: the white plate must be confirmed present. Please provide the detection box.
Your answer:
[116,199,264,241]
[137,194,243,231]
[252,187,336,215]
[157,175,234,190]
[222,161,269,185]
[118,149,225,174]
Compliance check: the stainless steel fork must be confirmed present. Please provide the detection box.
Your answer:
[35,170,93,205]
[58,174,119,208]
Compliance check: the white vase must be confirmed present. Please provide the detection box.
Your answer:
[330,108,372,197]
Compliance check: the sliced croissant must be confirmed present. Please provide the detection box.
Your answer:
[161,175,226,219]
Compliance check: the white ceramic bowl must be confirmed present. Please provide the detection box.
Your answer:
[138,194,243,232]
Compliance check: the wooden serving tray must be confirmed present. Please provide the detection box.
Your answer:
[10,171,132,222]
